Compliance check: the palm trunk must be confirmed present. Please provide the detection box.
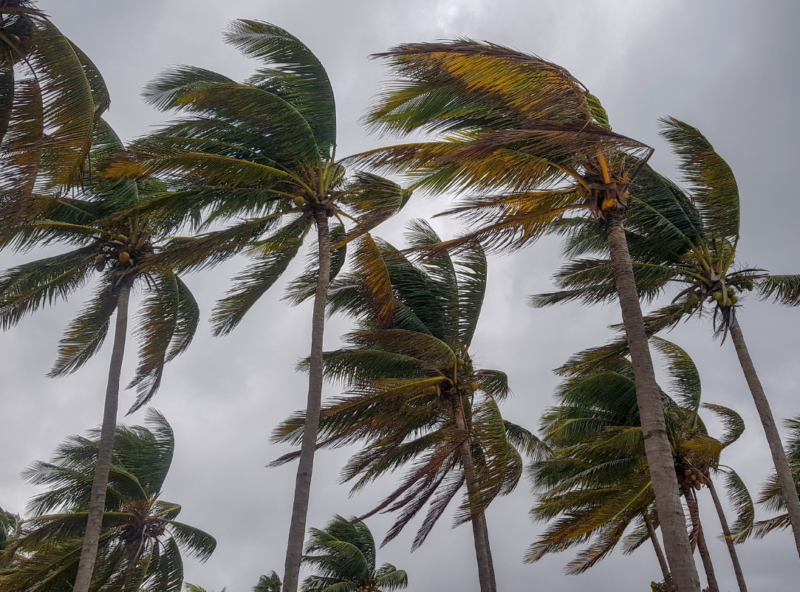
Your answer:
[452,396,496,592]
[73,280,132,592]
[643,511,674,592]
[729,318,800,557]
[606,212,701,592]
[481,517,496,590]
[282,210,331,592]
[684,487,719,592]
[707,478,748,592]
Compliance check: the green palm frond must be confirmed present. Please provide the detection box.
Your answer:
[48,278,119,377]
[701,403,745,448]
[659,117,739,241]
[650,337,701,412]
[128,272,199,412]
[757,274,800,306]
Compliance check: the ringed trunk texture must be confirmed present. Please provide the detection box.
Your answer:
[729,319,800,557]
[73,280,132,592]
[707,478,748,592]
[605,212,701,592]
[644,511,674,592]
[684,487,719,592]
[452,397,497,592]
[282,210,331,592]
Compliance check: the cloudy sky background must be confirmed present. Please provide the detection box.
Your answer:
[2,0,800,590]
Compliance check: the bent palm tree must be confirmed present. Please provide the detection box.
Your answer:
[0,410,215,592]
[1,0,108,223]
[274,222,545,592]
[533,117,800,556]
[358,40,700,591]
[302,516,408,592]
[530,338,749,592]
[0,120,200,592]
[108,23,410,591]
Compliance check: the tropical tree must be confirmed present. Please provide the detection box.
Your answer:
[1,0,109,224]
[528,337,749,592]
[0,120,200,592]
[731,415,800,543]
[107,22,410,591]
[357,40,701,591]
[273,221,546,592]
[531,116,800,556]
[0,410,216,592]
[301,516,408,592]
[255,572,283,592]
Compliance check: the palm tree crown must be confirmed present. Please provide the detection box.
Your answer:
[0,410,216,592]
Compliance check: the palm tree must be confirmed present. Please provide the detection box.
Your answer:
[0,410,216,592]
[0,120,201,592]
[731,415,800,543]
[532,116,800,556]
[301,516,408,592]
[357,40,701,591]
[255,572,283,592]
[529,337,749,592]
[107,22,410,591]
[1,0,109,223]
[273,221,545,592]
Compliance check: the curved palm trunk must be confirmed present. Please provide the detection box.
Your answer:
[282,210,331,592]
[644,511,674,592]
[729,319,800,557]
[452,397,496,592]
[707,478,748,592]
[73,280,132,592]
[684,487,719,592]
[606,213,701,592]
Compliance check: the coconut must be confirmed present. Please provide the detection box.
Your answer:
[118,251,131,264]
[727,286,736,297]
[690,474,697,481]
[688,293,699,306]
[292,195,306,208]
[713,291,723,302]
[745,279,754,291]
[684,469,692,476]
[470,382,480,392]
[117,234,128,243]
[731,295,739,304]
[693,481,701,490]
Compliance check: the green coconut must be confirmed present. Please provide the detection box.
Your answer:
[713,291,724,302]
[292,195,306,208]
[118,251,130,264]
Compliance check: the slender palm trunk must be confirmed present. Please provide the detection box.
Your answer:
[729,318,800,557]
[606,212,701,592]
[282,210,331,592]
[707,478,748,592]
[684,487,719,592]
[481,518,496,590]
[644,511,674,592]
[73,280,132,592]
[452,396,496,592]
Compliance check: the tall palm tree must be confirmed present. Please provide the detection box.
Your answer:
[107,23,410,591]
[1,0,109,223]
[0,120,201,592]
[357,40,701,591]
[529,338,749,592]
[532,116,800,556]
[274,221,545,592]
[301,516,408,592]
[731,415,800,543]
[0,410,216,592]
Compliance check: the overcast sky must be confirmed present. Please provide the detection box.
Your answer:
[2,1,800,590]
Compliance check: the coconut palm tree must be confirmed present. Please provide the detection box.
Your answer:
[529,337,750,592]
[532,116,800,557]
[0,410,216,592]
[0,120,200,592]
[273,221,546,592]
[1,0,108,224]
[730,415,800,543]
[301,516,408,592]
[357,40,701,591]
[106,23,410,591]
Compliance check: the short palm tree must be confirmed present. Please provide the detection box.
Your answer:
[731,415,800,543]
[529,338,749,592]
[107,22,410,591]
[358,40,700,591]
[0,410,216,592]
[532,117,800,556]
[301,516,408,592]
[274,221,545,592]
[0,120,200,592]
[1,0,109,222]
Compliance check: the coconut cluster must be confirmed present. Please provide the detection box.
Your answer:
[681,274,755,312]
[94,233,154,272]
[357,585,379,592]
[678,467,709,491]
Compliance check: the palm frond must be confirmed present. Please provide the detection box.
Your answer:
[757,274,800,307]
